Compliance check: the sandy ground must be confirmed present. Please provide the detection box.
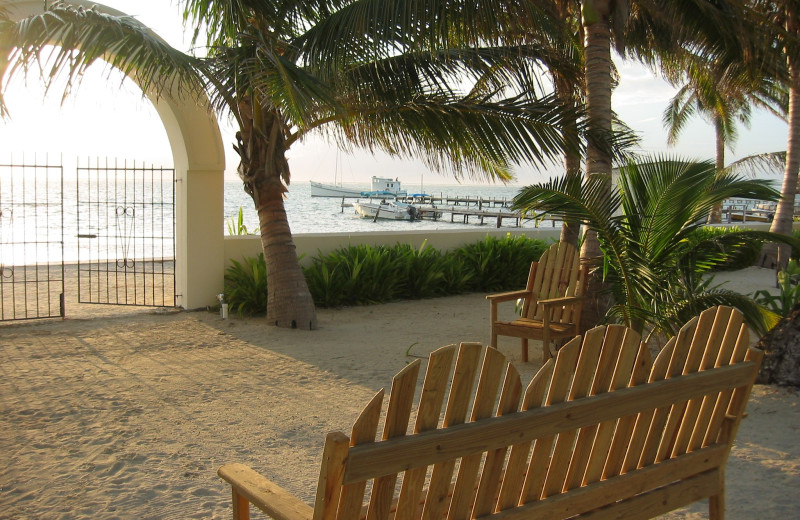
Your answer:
[1,267,798,519]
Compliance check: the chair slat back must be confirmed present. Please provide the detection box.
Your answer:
[523,242,583,324]
[314,307,759,520]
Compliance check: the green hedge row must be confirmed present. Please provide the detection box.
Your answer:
[225,234,549,315]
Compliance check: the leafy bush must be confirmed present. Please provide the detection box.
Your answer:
[304,241,461,306]
[226,235,551,310]
[453,234,549,291]
[686,226,762,271]
[754,259,800,318]
[224,253,268,315]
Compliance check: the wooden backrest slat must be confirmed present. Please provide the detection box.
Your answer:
[582,328,643,485]
[448,347,508,519]
[660,307,732,461]
[495,358,556,510]
[521,262,538,318]
[563,326,630,490]
[545,327,607,497]
[520,242,583,324]
[336,391,384,520]
[639,320,697,467]
[473,364,524,517]
[394,346,457,520]
[342,362,757,486]
[366,361,421,520]
[602,343,652,479]
[655,310,718,462]
[314,432,351,520]
[546,244,570,321]
[621,335,675,473]
[680,309,743,455]
[419,344,483,520]
[520,338,582,502]
[704,325,751,447]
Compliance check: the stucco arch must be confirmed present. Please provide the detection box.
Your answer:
[6,1,226,309]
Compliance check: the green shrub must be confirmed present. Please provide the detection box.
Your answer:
[686,226,761,271]
[232,235,550,311]
[453,234,549,291]
[224,253,268,315]
[754,259,800,318]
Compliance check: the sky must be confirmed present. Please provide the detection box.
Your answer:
[0,0,790,186]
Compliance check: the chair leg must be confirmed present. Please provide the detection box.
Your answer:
[541,328,552,364]
[521,338,529,363]
[709,491,724,520]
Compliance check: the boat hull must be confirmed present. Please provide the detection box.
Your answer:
[310,181,363,198]
[352,201,416,220]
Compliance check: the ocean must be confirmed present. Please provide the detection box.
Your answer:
[224,179,549,235]
[0,176,548,265]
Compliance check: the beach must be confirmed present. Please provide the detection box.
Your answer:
[1,267,799,519]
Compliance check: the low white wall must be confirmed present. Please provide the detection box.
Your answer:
[224,228,564,267]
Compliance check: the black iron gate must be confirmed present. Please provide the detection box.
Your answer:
[0,158,65,320]
[76,159,176,307]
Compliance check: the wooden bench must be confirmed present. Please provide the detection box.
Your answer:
[218,305,762,520]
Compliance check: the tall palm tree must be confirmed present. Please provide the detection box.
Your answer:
[1,1,582,329]
[513,155,790,339]
[576,0,753,329]
[748,0,800,268]
[662,55,787,223]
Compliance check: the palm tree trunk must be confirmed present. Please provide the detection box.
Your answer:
[580,0,614,331]
[761,55,800,269]
[555,74,582,247]
[237,98,318,329]
[707,119,725,224]
[253,177,318,329]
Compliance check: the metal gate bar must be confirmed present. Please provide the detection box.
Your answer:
[76,158,175,307]
[0,157,65,320]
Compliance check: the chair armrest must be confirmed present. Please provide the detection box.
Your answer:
[218,463,314,520]
[538,295,583,307]
[486,289,530,303]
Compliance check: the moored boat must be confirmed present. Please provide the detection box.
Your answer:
[310,176,408,198]
[352,200,419,220]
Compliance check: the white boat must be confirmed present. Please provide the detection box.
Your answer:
[352,200,421,220]
[309,181,363,198]
[310,176,408,198]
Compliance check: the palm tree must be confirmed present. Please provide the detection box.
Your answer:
[513,155,791,340]
[577,0,752,330]
[661,55,786,223]
[1,1,582,329]
[748,1,800,268]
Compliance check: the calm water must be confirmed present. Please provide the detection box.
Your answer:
[1,177,547,264]
[224,180,552,235]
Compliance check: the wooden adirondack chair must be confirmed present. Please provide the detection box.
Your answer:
[487,241,586,363]
[217,305,762,520]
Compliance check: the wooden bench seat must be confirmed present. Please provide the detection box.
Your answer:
[218,305,762,520]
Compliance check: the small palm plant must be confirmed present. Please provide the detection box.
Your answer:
[754,259,800,318]
[514,156,793,340]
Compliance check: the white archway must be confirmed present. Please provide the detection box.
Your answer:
[6,1,226,309]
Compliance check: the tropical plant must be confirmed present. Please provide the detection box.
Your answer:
[687,226,763,271]
[513,155,793,340]
[453,234,549,292]
[0,1,583,330]
[661,54,787,223]
[224,253,268,316]
[754,258,800,318]
[558,0,756,333]
[746,1,800,268]
[226,207,255,236]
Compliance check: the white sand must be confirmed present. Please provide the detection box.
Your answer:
[0,267,798,519]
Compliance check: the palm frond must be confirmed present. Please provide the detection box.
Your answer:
[0,2,205,115]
